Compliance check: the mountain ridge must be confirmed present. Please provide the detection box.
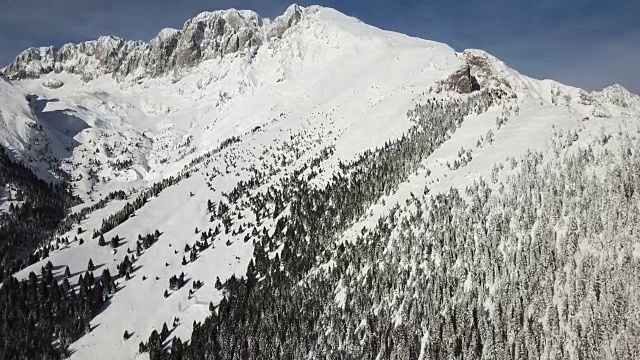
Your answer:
[3,4,637,103]
[1,4,306,82]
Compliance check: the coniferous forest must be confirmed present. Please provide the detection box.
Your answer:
[142,89,639,359]
[2,83,640,360]
[0,145,78,278]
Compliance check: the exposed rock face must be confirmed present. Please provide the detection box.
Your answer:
[431,51,496,94]
[441,65,480,94]
[42,78,64,89]
[2,5,304,82]
[431,50,521,95]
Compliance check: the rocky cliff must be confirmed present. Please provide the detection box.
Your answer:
[2,5,304,82]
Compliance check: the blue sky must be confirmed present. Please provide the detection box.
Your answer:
[1,0,638,92]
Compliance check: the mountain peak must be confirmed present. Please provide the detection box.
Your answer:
[593,83,640,109]
[1,5,308,82]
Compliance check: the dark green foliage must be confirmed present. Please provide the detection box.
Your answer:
[118,255,133,278]
[0,145,79,278]
[0,263,108,358]
[109,158,133,171]
[62,190,126,235]
[169,272,186,291]
[161,323,170,341]
[144,90,634,360]
[110,235,119,248]
[148,330,162,360]
[178,122,640,360]
[154,91,503,359]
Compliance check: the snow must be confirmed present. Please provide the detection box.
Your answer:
[0,77,36,155]
[1,4,640,360]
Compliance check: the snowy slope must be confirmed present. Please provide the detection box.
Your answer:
[0,76,39,160]
[2,4,640,360]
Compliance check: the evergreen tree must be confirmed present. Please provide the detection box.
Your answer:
[161,322,170,340]
[110,235,119,248]
[148,330,162,360]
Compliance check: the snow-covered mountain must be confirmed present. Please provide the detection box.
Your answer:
[3,5,304,82]
[1,4,640,360]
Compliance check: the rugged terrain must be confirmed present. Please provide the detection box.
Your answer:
[1,4,640,360]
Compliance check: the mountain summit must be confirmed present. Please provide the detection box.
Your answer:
[3,4,305,81]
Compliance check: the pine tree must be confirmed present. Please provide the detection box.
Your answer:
[101,269,112,294]
[87,259,95,272]
[161,322,170,340]
[64,266,71,278]
[98,234,105,247]
[148,330,162,360]
[170,337,184,359]
[111,235,119,248]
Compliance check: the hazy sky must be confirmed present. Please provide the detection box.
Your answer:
[1,0,637,92]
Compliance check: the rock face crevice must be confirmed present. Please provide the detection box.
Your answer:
[2,5,304,82]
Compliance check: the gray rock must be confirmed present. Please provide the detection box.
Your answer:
[2,5,305,82]
[42,78,64,89]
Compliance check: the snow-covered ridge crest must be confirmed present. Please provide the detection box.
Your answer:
[591,83,640,110]
[2,4,305,82]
